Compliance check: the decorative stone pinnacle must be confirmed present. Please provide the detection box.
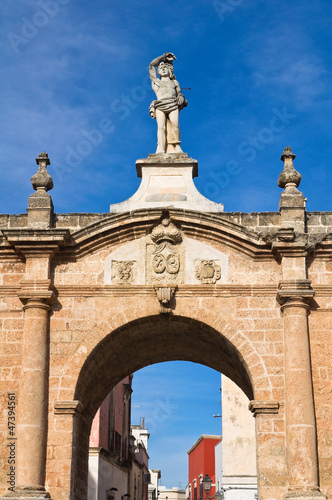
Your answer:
[277,146,301,190]
[36,151,51,165]
[280,145,296,162]
[31,152,53,192]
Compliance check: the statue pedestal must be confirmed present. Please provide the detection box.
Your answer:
[109,153,224,213]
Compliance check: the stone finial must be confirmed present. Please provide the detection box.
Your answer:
[28,152,54,228]
[277,146,301,190]
[31,152,53,192]
[277,146,306,231]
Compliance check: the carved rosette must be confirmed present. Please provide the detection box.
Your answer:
[195,260,221,284]
[146,217,184,284]
[112,260,135,284]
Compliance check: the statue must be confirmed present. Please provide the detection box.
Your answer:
[149,52,187,154]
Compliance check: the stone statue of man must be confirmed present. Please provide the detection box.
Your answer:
[149,52,187,154]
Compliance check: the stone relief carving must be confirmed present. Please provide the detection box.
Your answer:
[152,253,180,274]
[155,286,177,314]
[195,259,221,284]
[112,260,135,284]
[104,231,228,285]
[146,217,184,284]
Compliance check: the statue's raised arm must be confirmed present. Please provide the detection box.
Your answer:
[149,53,167,83]
[148,52,187,154]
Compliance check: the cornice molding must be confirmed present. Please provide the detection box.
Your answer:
[54,400,84,415]
[277,279,315,307]
[1,228,70,260]
[18,279,56,306]
[249,400,280,416]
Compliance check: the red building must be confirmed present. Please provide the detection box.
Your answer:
[187,435,222,500]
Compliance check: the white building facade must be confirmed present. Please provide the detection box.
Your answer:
[219,376,257,500]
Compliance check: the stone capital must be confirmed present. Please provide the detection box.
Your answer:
[19,279,55,307]
[54,400,84,415]
[248,400,280,416]
[2,229,69,260]
[277,279,315,308]
[272,229,308,260]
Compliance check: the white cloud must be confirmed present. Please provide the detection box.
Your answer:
[245,23,328,109]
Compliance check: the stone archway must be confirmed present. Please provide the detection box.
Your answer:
[1,147,331,500]
[49,313,283,500]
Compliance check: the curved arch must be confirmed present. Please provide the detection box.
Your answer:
[55,302,274,411]
[52,311,276,500]
[57,208,273,260]
[74,314,254,416]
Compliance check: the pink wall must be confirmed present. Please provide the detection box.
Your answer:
[89,376,131,451]
[89,407,101,447]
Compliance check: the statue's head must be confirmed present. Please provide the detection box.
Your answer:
[157,62,175,79]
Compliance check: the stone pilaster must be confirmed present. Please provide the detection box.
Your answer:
[53,402,91,500]
[15,299,52,497]
[2,281,55,500]
[0,230,67,500]
[275,148,327,499]
[249,401,283,500]
[277,283,326,500]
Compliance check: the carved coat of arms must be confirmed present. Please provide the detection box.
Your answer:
[146,217,184,284]
[195,260,221,284]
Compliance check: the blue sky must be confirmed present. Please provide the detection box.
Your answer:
[1,0,332,489]
[1,0,332,214]
[131,362,222,488]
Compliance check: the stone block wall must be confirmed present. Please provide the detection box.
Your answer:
[0,207,331,500]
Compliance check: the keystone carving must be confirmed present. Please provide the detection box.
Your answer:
[155,286,177,314]
[112,260,135,284]
[195,260,221,284]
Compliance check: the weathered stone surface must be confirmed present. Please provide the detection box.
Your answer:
[27,153,54,230]
[109,155,224,213]
[148,53,187,154]
[0,148,332,500]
